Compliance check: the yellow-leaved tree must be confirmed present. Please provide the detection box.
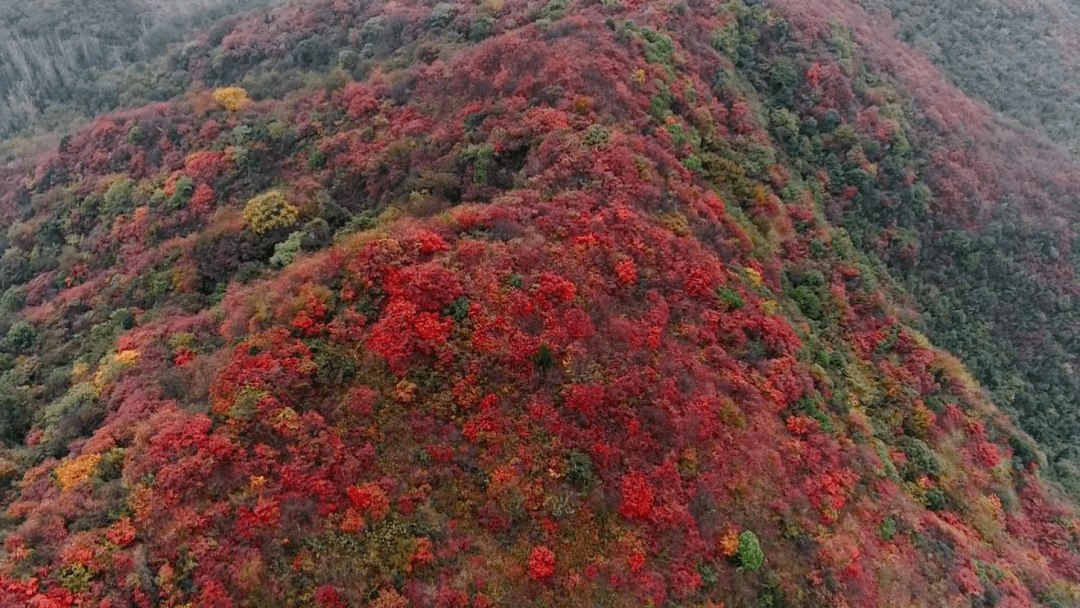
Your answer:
[244,190,299,234]
[212,86,252,112]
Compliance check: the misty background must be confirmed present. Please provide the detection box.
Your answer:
[0,0,279,140]
[869,0,1080,153]
[6,0,1080,153]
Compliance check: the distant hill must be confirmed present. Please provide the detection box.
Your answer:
[0,0,277,140]
[869,0,1080,152]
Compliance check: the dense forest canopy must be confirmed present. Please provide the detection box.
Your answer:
[867,0,1080,152]
[0,0,279,141]
[0,0,1079,606]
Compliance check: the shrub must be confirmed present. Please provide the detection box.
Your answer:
[36,382,101,458]
[788,285,823,320]
[1009,434,1045,468]
[538,0,569,21]
[640,26,674,64]
[767,58,798,106]
[244,190,299,235]
[270,231,304,267]
[528,546,556,580]
[923,487,947,511]
[102,177,135,216]
[565,450,593,487]
[469,15,495,41]
[534,343,555,374]
[5,321,33,352]
[584,124,610,147]
[897,436,944,480]
[682,154,704,173]
[93,350,141,394]
[336,49,359,71]
[126,125,142,144]
[230,386,265,421]
[0,377,30,444]
[0,286,26,312]
[307,149,327,170]
[717,286,745,310]
[0,248,31,290]
[212,87,252,112]
[170,176,196,210]
[428,3,458,28]
[738,530,764,570]
[58,563,94,594]
[300,218,332,250]
[445,297,471,323]
[54,452,103,491]
[880,515,897,540]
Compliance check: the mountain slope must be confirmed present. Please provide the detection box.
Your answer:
[771,0,1080,501]
[872,0,1080,152]
[0,0,280,142]
[0,0,1078,606]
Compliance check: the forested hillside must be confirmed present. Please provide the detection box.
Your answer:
[0,0,1080,606]
[770,0,1080,501]
[866,0,1080,152]
[0,0,279,142]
